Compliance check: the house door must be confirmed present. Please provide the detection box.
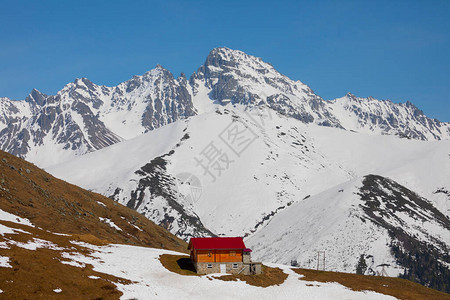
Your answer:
[220,264,226,273]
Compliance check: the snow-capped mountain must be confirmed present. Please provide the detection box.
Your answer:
[48,107,345,240]
[0,66,195,167]
[1,47,450,167]
[328,93,450,140]
[190,48,341,128]
[47,104,450,286]
[247,175,449,277]
[189,47,450,140]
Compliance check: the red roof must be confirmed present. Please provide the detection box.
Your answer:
[188,237,246,250]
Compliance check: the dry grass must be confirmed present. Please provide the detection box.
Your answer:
[0,220,131,299]
[293,268,450,300]
[159,254,288,287]
[159,254,199,276]
[215,265,288,287]
[0,150,187,253]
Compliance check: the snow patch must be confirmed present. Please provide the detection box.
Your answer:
[96,201,107,207]
[11,238,64,251]
[0,256,12,268]
[99,217,122,231]
[0,209,33,227]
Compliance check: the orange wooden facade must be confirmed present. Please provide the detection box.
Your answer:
[192,249,243,263]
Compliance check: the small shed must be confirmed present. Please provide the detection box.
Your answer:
[188,237,261,275]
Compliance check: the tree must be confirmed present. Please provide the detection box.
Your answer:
[356,254,367,275]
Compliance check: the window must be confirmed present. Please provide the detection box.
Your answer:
[230,251,236,256]
[207,263,212,269]
[232,263,238,269]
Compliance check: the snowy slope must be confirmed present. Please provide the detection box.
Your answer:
[48,105,450,275]
[246,178,399,273]
[246,175,449,275]
[0,97,33,132]
[48,106,350,239]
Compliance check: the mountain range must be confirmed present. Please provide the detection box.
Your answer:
[1,47,449,167]
[1,47,449,292]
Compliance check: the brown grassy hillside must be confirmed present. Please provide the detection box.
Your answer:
[0,150,187,252]
[0,220,132,299]
[294,268,450,300]
[0,150,188,298]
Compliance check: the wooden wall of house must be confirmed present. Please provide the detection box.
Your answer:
[215,250,243,262]
[194,250,243,263]
[195,250,213,262]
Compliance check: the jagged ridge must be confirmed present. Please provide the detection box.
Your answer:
[1,47,449,167]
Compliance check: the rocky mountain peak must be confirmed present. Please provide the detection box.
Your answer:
[191,47,340,127]
[155,63,165,69]
[25,88,47,106]
[404,100,420,111]
[193,47,297,105]
[206,47,251,66]
[404,101,426,119]
[142,64,174,82]
[204,47,274,73]
[74,77,97,90]
[329,92,450,140]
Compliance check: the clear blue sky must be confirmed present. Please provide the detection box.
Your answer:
[1,0,449,121]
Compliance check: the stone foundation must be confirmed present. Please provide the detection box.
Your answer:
[194,262,262,275]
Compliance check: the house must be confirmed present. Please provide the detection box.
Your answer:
[188,237,262,275]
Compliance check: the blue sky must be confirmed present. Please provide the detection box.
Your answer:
[1,0,449,121]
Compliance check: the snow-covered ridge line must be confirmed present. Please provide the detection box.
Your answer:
[1,47,449,167]
[328,92,450,141]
